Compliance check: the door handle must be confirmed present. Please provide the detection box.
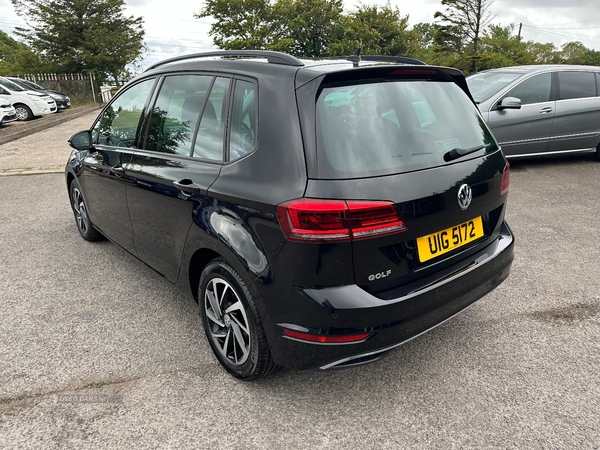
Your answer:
[539,107,553,114]
[173,179,201,194]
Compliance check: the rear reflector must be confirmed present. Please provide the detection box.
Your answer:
[283,328,371,344]
[276,199,406,243]
[500,162,510,196]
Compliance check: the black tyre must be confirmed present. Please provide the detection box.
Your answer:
[14,104,33,121]
[595,143,600,161]
[199,258,278,380]
[69,180,103,242]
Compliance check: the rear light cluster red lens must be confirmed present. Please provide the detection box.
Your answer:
[500,162,510,196]
[276,199,406,243]
[283,328,371,344]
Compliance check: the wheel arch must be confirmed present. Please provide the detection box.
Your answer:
[66,171,75,192]
[188,248,222,302]
[13,103,32,113]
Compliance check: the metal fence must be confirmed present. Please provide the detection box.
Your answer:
[13,73,99,106]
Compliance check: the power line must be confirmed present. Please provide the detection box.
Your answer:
[534,25,600,31]
[532,17,600,26]
[522,24,600,47]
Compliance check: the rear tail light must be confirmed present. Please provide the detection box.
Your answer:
[283,328,372,344]
[500,162,510,196]
[276,199,406,243]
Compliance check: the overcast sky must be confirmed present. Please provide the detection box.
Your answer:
[1,0,600,71]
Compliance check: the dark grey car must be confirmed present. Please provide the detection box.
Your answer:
[467,65,600,160]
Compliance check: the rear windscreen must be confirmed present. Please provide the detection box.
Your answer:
[316,80,498,179]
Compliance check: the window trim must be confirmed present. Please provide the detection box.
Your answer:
[137,72,234,163]
[224,76,259,164]
[191,76,233,162]
[91,76,158,148]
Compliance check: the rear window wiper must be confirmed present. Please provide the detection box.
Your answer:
[444,144,485,162]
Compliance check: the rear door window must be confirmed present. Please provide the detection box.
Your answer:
[145,74,212,156]
[558,71,597,100]
[192,77,230,161]
[316,80,497,179]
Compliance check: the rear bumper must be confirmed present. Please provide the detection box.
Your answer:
[262,221,514,370]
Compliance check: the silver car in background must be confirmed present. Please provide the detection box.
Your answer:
[467,65,600,160]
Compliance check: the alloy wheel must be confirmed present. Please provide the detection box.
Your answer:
[204,277,251,366]
[71,186,88,234]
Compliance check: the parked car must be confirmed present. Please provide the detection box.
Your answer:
[0,98,17,125]
[65,50,514,380]
[0,76,57,121]
[6,77,71,111]
[467,65,600,160]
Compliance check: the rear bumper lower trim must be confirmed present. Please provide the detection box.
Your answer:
[318,296,482,370]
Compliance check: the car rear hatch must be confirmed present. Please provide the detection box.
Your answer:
[288,64,510,296]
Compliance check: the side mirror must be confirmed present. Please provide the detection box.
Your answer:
[498,96,522,110]
[68,130,94,151]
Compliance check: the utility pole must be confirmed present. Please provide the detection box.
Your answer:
[518,22,522,40]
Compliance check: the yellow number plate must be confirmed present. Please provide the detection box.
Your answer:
[416,216,484,263]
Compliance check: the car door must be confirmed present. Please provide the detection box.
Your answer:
[547,70,600,153]
[126,74,230,281]
[486,72,555,157]
[79,77,156,253]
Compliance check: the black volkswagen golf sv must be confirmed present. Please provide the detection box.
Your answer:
[65,51,514,380]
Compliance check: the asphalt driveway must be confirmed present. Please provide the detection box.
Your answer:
[0,155,599,448]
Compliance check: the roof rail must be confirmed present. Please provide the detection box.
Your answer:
[343,48,426,67]
[146,50,304,71]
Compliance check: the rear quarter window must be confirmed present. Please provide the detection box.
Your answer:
[558,71,597,100]
[316,80,498,179]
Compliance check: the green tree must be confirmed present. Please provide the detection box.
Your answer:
[477,24,530,70]
[272,0,344,56]
[559,41,589,64]
[197,0,344,57]
[413,22,435,49]
[11,0,145,82]
[0,30,44,74]
[194,0,275,50]
[330,3,420,57]
[525,41,559,64]
[434,0,495,72]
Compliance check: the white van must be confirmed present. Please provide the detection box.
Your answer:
[0,76,57,121]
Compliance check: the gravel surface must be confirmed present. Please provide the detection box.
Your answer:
[0,156,599,449]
